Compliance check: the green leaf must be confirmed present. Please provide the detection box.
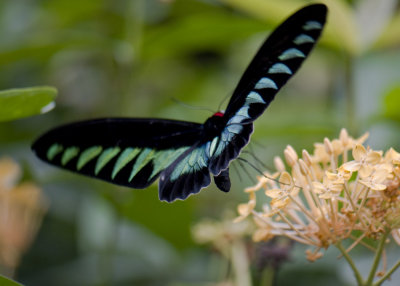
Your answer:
[383,86,400,122]
[0,275,24,286]
[0,86,57,122]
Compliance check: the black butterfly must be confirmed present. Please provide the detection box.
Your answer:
[32,4,327,202]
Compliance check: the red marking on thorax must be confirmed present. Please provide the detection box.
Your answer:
[213,111,224,117]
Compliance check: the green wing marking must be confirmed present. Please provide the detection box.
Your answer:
[112,148,141,179]
[129,148,155,181]
[95,147,121,175]
[44,143,196,186]
[77,146,103,170]
[61,146,80,166]
[171,145,208,181]
[149,147,189,181]
[47,143,63,160]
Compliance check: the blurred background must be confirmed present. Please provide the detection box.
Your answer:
[0,0,400,285]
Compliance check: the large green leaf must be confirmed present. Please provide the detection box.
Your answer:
[0,275,23,286]
[0,86,57,122]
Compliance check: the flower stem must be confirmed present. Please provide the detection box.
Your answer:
[259,266,274,286]
[231,240,252,286]
[366,230,389,285]
[336,241,364,285]
[373,259,400,286]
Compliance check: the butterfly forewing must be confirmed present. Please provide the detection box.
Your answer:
[209,4,327,174]
[224,4,327,121]
[32,118,203,189]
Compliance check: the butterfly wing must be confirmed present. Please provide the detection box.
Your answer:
[32,118,203,189]
[158,143,212,201]
[224,4,327,121]
[209,4,327,174]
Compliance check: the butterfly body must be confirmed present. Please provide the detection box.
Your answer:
[32,4,327,202]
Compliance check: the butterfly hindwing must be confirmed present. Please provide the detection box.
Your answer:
[159,144,211,201]
[32,118,202,189]
[208,122,253,175]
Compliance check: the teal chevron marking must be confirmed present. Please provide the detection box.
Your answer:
[214,138,226,158]
[149,147,189,180]
[227,106,251,126]
[61,146,80,166]
[221,127,234,142]
[228,114,245,125]
[293,34,315,45]
[227,124,243,135]
[212,129,234,158]
[209,137,219,157]
[148,150,173,180]
[255,77,278,90]
[95,147,121,175]
[278,48,305,61]
[213,118,244,159]
[237,106,250,118]
[303,21,322,31]
[112,148,141,179]
[268,63,292,74]
[188,148,203,167]
[47,143,63,161]
[77,146,103,170]
[171,145,208,181]
[245,91,266,105]
[129,148,155,181]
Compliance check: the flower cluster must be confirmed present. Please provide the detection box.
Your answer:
[0,157,47,276]
[192,213,252,258]
[236,129,400,262]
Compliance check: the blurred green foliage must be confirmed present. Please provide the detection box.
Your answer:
[384,86,400,122]
[0,0,399,285]
[0,86,57,122]
[0,275,23,286]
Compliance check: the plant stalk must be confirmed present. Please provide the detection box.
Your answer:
[366,231,389,285]
[336,241,364,285]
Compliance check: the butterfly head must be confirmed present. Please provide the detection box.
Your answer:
[203,111,226,139]
[213,111,224,117]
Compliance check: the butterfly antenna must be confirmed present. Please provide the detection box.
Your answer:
[170,97,215,114]
[237,157,298,188]
[237,157,257,184]
[231,162,243,182]
[241,150,271,171]
[217,92,232,111]
[245,144,267,170]
[250,138,267,150]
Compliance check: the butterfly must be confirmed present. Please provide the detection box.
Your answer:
[32,4,327,202]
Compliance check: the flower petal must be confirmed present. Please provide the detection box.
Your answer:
[359,164,374,178]
[366,151,382,164]
[342,161,360,172]
[266,188,283,199]
[353,144,366,161]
